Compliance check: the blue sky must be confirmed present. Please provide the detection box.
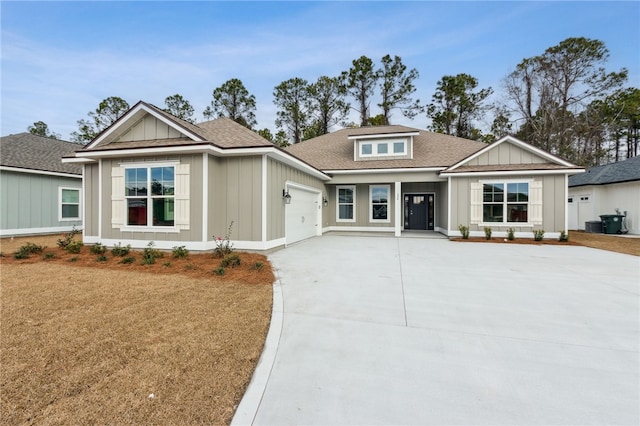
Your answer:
[1,1,638,140]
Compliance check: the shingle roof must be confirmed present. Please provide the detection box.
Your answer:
[284,126,487,170]
[1,133,82,175]
[569,156,640,187]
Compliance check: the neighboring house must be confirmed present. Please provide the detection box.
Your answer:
[568,156,640,235]
[1,133,83,236]
[63,101,583,251]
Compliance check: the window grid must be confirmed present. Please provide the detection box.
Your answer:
[125,166,175,227]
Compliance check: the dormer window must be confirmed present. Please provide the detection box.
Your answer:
[359,139,407,158]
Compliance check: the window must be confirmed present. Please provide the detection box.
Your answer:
[125,166,175,227]
[393,142,405,154]
[482,182,528,223]
[361,143,372,155]
[60,187,80,220]
[359,139,406,158]
[370,185,390,222]
[337,185,355,222]
[377,143,388,154]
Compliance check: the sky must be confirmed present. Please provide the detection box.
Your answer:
[1,1,639,141]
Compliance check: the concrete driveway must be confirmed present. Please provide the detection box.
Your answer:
[233,235,639,425]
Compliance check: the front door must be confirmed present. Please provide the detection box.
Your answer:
[404,193,434,230]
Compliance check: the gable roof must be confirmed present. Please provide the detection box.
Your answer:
[0,133,82,176]
[285,125,487,171]
[569,155,640,187]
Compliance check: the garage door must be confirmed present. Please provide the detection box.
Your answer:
[285,186,320,245]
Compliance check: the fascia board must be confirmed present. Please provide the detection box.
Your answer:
[440,168,585,177]
[324,167,446,174]
[347,132,420,140]
[0,165,82,179]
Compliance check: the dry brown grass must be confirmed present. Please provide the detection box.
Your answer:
[1,235,273,425]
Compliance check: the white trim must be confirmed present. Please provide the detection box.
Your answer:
[118,159,180,167]
[82,236,287,252]
[369,184,391,223]
[358,139,407,158]
[119,226,182,234]
[98,159,103,239]
[322,226,395,233]
[447,176,452,234]
[394,182,401,237]
[82,164,86,239]
[58,186,81,221]
[1,225,83,237]
[336,185,356,223]
[480,179,533,226]
[347,131,419,140]
[326,167,446,175]
[0,165,81,179]
[564,174,568,232]
[202,153,209,242]
[445,135,577,172]
[61,157,97,164]
[285,180,323,240]
[261,155,268,242]
[440,169,584,177]
[85,102,206,149]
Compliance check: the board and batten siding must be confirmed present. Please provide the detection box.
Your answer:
[450,175,567,233]
[100,155,203,242]
[116,115,186,142]
[0,170,82,234]
[326,183,395,228]
[266,157,326,240]
[209,155,263,242]
[84,163,100,237]
[466,142,547,166]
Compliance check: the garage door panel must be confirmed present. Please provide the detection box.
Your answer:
[286,187,319,244]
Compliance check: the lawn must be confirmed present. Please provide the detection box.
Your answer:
[0,235,273,425]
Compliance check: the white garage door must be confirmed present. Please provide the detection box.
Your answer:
[285,186,320,245]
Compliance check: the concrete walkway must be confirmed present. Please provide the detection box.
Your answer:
[233,235,639,425]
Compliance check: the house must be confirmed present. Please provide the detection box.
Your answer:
[568,156,640,235]
[1,133,83,236]
[62,101,583,251]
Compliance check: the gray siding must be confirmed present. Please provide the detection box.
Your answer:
[209,155,263,242]
[467,143,548,166]
[266,157,326,240]
[84,164,100,237]
[117,115,185,142]
[101,155,203,242]
[327,183,396,228]
[0,170,82,233]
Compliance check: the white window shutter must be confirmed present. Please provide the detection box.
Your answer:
[470,182,482,224]
[111,167,125,228]
[175,163,190,230]
[530,180,543,225]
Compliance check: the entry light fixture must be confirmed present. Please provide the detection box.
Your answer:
[283,189,292,204]
[323,197,328,207]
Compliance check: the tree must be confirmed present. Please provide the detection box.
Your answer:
[71,97,130,144]
[256,128,273,142]
[378,54,421,125]
[273,78,309,144]
[164,94,195,123]
[207,78,257,129]
[503,37,628,162]
[427,73,493,140]
[342,55,380,126]
[27,121,60,139]
[604,88,640,161]
[306,76,350,136]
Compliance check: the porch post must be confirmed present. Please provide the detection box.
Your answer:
[395,181,401,237]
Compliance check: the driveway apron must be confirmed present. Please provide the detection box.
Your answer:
[235,235,639,425]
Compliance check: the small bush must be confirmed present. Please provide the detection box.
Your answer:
[141,241,163,265]
[69,256,79,262]
[213,221,235,258]
[96,255,108,262]
[533,229,545,241]
[458,224,470,239]
[506,228,515,241]
[559,230,569,242]
[111,243,131,257]
[57,226,80,249]
[251,261,264,271]
[172,245,189,259]
[163,261,172,268]
[213,267,225,276]
[66,240,83,254]
[90,243,107,255]
[43,252,56,260]
[14,242,45,259]
[220,253,241,268]
[119,256,135,264]
[484,227,492,240]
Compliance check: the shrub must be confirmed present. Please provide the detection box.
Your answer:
[213,221,235,257]
[533,229,545,241]
[14,242,45,259]
[57,226,80,249]
[43,252,56,260]
[484,227,492,240]
[172,245,189,259]
[559,230,569,242]
[96,255,108,262]
[458,224,470,239]
[251,261,264,271]
[213,267,225,276]
[119,256,135,264]
[163,261,172,268]
[66,240,83,254]
[90,243,107,255]
[506,228,515,241]
[111,243,131,257]
[141,241,163,265]
[220,253,241,268]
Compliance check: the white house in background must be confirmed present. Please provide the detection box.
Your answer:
[1,133,83,236]
[568,155,640,235]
